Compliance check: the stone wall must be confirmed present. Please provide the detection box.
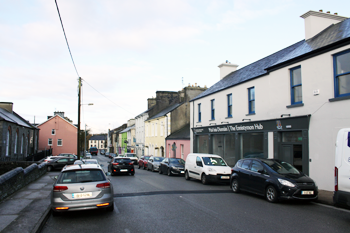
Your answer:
[0,162,47,202]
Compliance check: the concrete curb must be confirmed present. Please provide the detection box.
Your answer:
[31,206,51,233]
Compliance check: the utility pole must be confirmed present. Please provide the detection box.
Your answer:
[77,77,81,160]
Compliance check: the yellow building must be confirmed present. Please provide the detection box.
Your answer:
[144,104,179,157]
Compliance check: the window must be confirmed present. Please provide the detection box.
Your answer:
[290,66,302,104]
[227,94,232,117]
[334,50,350,97]
[48,138,53,146]
[6,128,10,156]
[14,130,18,154]
[58,139,63,146]
[155,123,157,137]
[52,129,55,135]
[250,161,264,173]
[21,134,24,153]
[198,103,201,122]
[211,99,215,120]
[160,122,164,136]
[248,87,255,114]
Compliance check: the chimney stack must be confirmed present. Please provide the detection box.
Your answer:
[218,62,238,80]
[0,102,13,113]
[300,10,348,40]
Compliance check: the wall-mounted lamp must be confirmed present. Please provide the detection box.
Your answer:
[221,122,229,124]
[242,119,251,121]
[209,123,216,125]
[281,114,291,117]
[196,125,202,127]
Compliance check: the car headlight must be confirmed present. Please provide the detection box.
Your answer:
[172,166,179,170]
[278,178,295,187]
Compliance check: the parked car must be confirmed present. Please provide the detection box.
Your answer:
[147,156,164,172]
[108,153,117,159]
[89,147,98,156]
[85,153,92,159]
[334,128,350,209]
[159,158,185,176]
[122,153,138,165]
[84,159,99,164]
[57,153,77,160]
[105,152,110,157]
[100,149,105,155]
[46,157,76,172]
[230,158,318,203]
[108,158,135,176]
[51,164,114,216]
[74,160,84,165]
[184,153,231,185]
[138,156,150,169]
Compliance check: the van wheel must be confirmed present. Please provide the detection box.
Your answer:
[266,185,278,203]
[231,179,240,193]
[185,171,190,180]
[201,174,208,185]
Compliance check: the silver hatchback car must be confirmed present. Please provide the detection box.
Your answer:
[51,164,114,216]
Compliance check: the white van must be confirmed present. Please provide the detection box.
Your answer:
[184,153,231,185]
[334,128,350,208]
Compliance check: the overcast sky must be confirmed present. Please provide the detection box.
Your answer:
[1,0,349,134]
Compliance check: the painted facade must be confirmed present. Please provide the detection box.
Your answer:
[145,114,170,157]
[38,113,77,156]
[190,10,350,191]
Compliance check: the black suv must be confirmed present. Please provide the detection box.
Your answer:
[108,158,135,176]
[230,158,318,203]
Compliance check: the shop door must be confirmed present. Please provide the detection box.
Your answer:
[281,144,303,172]
[281,145,293,164]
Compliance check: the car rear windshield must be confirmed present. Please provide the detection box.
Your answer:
[262,160,300,175]
[169,158,185,164]
[202,157,227,166]
[58,170,106,183]
[114,159,132,163]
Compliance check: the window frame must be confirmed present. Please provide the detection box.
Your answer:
[248,87,255,114]
[227,94,232,117]
[198,103,201,122]
[211,99,215,120]
[48,138,53,146]
[290,66,303,105]
[333,49,350,98]
[57,139,63,146]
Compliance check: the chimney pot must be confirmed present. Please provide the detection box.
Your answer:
[327,11,330,14]
[319,9,323,12]
[334,13,338,15]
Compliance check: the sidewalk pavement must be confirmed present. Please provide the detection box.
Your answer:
[0,171,336,233]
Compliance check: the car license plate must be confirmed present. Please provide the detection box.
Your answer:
[72,192,92,199]
[301,191,314,195]
[180,171,184,173]
[120,169,128,172]
[221,176,230,179]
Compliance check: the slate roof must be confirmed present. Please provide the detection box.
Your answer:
[146,103,182,121]
[0,108,37,129]
[166,124,190,140]
[120,125,135,133]
[191,18,350,102]
[89,135,107,140]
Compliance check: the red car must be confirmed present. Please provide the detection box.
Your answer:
[138,156,150,169]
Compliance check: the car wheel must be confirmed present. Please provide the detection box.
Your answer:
[167,168,171,176]
[201,174,208,185]
[231,179,240,193]
[107,203,114,212]
[266,185,278,203]
[159,168,162,174]
[130,172,135,176]
[47,166,52,172]
[185,171,190,180]
[152,166,155,172]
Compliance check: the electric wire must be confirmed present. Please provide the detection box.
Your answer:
[54,0,80,77]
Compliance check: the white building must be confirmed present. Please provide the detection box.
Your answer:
[135,110,150,158]
[190,10,350,192]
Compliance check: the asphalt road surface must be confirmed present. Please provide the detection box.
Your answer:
[42,154,350,233]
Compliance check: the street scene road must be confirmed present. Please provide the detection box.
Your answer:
[41,153,350,233]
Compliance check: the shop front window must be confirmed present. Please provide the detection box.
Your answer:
[212,135,224,158]
[224,134,236,166]
[242,133,265,159]
[197,135,209,153]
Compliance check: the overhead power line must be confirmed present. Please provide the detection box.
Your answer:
[54,0,80,77]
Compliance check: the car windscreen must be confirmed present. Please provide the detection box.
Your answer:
[114,159,132,163]
[262,160,300,174]
[169,158,185,164]
[58,170,105,183]
[144,156,150,160]
[202,157,227,166]
[154,157,164,162]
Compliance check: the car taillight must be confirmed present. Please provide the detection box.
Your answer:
[53,186,68,192]
[129,163,133,165]
[231,167,233,174]
[112,163,119,165]
[96,182,110,188]
[335,167,338,191]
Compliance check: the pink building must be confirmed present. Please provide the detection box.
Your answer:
[165,125,190,160]
[37,112,77,156]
